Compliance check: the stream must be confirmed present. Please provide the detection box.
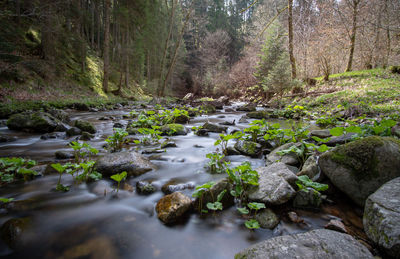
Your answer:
[0,104,354,259]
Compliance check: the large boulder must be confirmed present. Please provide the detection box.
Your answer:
[235,229,374,259]
[7,112,61,133]
[202,122,228,133]
[234,140,262,158]
[237,104,256,112]
[95,152,155,177]
[1,217,31,249]
[247,162,297,205]
[160,124,188,136]
[363,177,400,257]
[74,120,96,134]
[265,142,301,167]
[156,192,192,224]
[193,178,234,212]
[319,136,400,206]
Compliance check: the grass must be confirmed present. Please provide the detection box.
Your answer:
[292,68,400,117]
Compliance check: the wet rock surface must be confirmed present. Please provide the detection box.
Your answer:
[7,112,62,133]
[156,192,192,224]
[265,142,301,167]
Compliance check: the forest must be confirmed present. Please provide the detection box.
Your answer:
[0,1,400,259]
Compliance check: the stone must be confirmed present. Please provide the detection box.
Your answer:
[319,136,400,206]
[265,142,301,167]
[161,179,195,194]
[225,108,235,112]
[219,120,235,126]
[113,122,124,128]
[297,155,323,182]
[326,133,357,146]
[47,109,70,123]
[193,178,234,212]
[141,149,165,154]
[72,103,90,111]
[226,146,241,156]
[160,124,188,136]
[74,120,96,134]
[0,135,17,142]
[247,163,297,205]
[136,181,156,195]
[183,93,194,101]
[293,188,322,209]
[391,125,400,138]
[246,110,270,119]
[234,140,262,158]
[238,116,249,123]
[237,104,256,112]
[55,151,74,159]
[235,229,374,259]
[156,192,192,224]
[201,122,227,133]
[40,132,63,140]
[66,127,82,137]
[255,209,280,229]
[287,211,304,223]
[161,140,177,149]
[363,177,400,257]
[325,219,348,234]
[200,104,216,114]
[7,112,62,133]
[167,114,190,124]
[217,96,230,105]
[95,152,155,177]
[195,128,209,136]
[80,131,94,141]
[0,217,30,249]
[310,129,332,139]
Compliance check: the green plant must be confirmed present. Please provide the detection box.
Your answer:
[215,132,244,155]
[206,190,227,215]
[0,157,38,183]
[105,128,128,152]
[0,197,14,203]
[110,171,127,194]
[69,141,99,163]
[192,181,215,213]
[206,153,229,174]
[51,163,70,192]
[330,118,397,140]
[135,126,162,145]
[296,175,329,192]
[226,162,259,203]
[244,219,260,230]
[247,202,266,216]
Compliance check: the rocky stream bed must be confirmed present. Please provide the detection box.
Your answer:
[0,101,399,259]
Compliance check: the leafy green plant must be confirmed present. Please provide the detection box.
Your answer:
[206,153,229,174]
[105,128,128,152]
[296,175,329,192]
[69,141,99,163]
[192,181,215,213]
[110,171,127,194]
[226,162,259,203]
[51,163,70,192]
[206,189,227,215]
[247,202,266,216]
[244,219,260,229]
[330,119,397,140]
[0,197,14,203]
[135,126,162,145]
[0,157,38,183]
[214,132,243,155]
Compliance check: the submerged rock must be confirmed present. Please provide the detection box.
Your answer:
[235,229,374,259]
[95,152,155,177]
[7,112,62,133]
[55,150,74,159]
[0,135,17,142]
[74,120,96,134]
[80,131,94,141]
[265,142,301,167]
[66,127,82,137]
[161,179,195,194]
[234,140,262,158]
[255,209,280,229]
[201,122,227,133]
[319,136,400,206]
[247,163,297,205]
[156,192,192,224]
[363,177,400,257]
[136,181,157,195]
[1,217,31,249]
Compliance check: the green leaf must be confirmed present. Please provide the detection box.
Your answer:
[247,202,266,211]
[110,171,127,183]
[380,119,396,128]
[206,201,223,211]
[296,175,329,192]
[18,168,38,175]
[0,197,14,203]
[237,207,249,214]
[217,190,227,202]
[88,171,102,181]
[51,163,66,173]
[1,173,14,183]
[56,184,70,192]
[346,126,362,134]
[317,144,329,153]
[330,127,344,137]
[245,219,260,229]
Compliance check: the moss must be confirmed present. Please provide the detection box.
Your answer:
[328,136,386,181]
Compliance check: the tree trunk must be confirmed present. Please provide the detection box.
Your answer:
[103,0,111,93]
[288,0,297,79]
[125,23,129,90]
[346,0,360,72]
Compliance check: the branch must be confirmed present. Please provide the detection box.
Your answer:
[257,6,288,39]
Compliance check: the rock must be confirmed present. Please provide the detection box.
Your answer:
[80,131,94,141]
[219,120,235,126]
[7,112,61,133]
[265,142,301,167]
[201,122,227,133]
[310,129,332,139]
[167,114,190,124]
[60,235,117,259]
[225,108,235,112]
[325,219,348,234]
[99,117,110,121]
[1,217,30,249]
[161,180,195,194]
[95,152,155,177]
[195,128,209,136]
[55,151,74,159]
[72,103,90,111]
[89,107,99,112]
[237,104,256,112]
[200,104,216,114]
[193,178,234,212]
[217,96,230,105]
[204,100,224,110]
[246,111,270,119]
[326,133,356,146]
[234,140,262,157]
[136,181,156,195]
[113,122,124,128]
[287,211,304,223]
[391,125,400,138]
[161,140,177,149]
[247,163,297,205]
[0,135,17,142]
[319,136,400,206]
[122,182,134,192]
[293,188,322,209]
[74,120,96,134]
[66,127,82,137]
[41,132,63,140]
[226,146,241,156]
[54,123,68,132]
[255,209,280,229]
[238,116,249,123]
[363,177,400,257]
[160,124,188,136]
[47,109,70,123]
[235,229,374,259]
[155,192,192,224]
[183,93,195,101]
[297,155,323,182]
[141,149,165,154]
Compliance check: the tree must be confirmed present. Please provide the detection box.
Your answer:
[103,0,111,93]
[287,0,297,78]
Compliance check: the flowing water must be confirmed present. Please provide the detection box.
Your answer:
[0,105,347,259]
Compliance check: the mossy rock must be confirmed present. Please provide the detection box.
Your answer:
[234,140,262,157]
[201,122,227,133]
[160,124,188,136]
[246,110,271,119]
[7,112,61,133]
[1,217,31,249]
[200,104,216,114]
[74,120,96,134]
[319,136,400,206]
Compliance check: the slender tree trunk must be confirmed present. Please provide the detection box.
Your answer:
[288,0,297,79]
[346,0,360,72]
[16,0,20,23]
[125,23,129,90]
[91,1,95,48]
[103,0,111,93]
